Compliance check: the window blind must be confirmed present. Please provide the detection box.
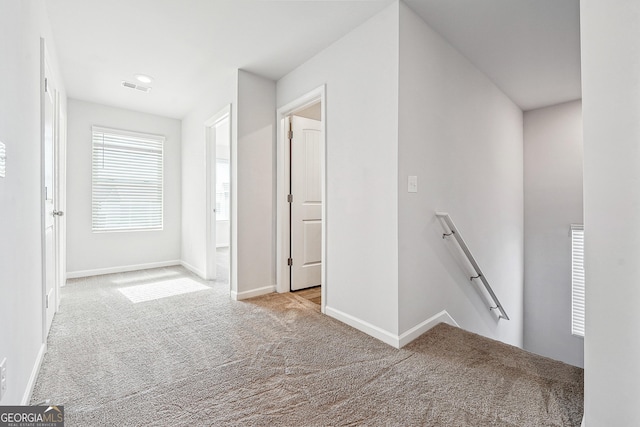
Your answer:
[92,127,164,232]
[571,224,585,337]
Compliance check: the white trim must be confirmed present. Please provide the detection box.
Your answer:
[21,343,46,405]
[231,285,275,301]
[276,86,327,314]
[325,306,400,348]
[325,307,459,349]
[180,260,206,279]
[67,260,181,279]
[398,310,459,347]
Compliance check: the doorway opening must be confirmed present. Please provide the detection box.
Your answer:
[205,105,232,288]
[276,86,326,312]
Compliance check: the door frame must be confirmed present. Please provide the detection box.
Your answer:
[205,105,232,283]
[276,85,326,313]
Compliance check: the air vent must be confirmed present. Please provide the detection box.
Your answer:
[121,81,152,93]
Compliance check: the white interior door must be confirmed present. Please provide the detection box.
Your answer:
[290,115,322,291]
[43,60,57,336]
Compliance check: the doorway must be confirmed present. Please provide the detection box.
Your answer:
[276,86,326,312]
[205,106,232,287]
[289,108,322,291]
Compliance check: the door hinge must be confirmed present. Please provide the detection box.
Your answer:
[287,194,293,203]
[44,78,48,93]
[45,293,49,309]
[288,130,293,140]
[287,258,293,266]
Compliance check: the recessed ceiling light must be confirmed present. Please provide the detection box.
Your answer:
[134,74,153,84]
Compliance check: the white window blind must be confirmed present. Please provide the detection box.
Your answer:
[92,127,164,232]
[571,224,585,337]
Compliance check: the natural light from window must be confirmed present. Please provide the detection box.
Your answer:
[118,278,209,303]
[111,270,181,285]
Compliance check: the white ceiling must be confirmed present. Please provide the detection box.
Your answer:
[46,0,394,119]
[404,0,581,111]
[46,0,581,119]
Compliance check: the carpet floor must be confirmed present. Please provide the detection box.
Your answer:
[31,266,583,426]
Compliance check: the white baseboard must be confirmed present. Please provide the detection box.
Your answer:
[67,260,181,279]
[325,307,459,349]
[398,310,459,348]
[180,260,206,279]
[21,343,46,405]
[231,285,275,301]
[325,306,400,348]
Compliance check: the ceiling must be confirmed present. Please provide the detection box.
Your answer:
[46,0,581,119]
[404,0,581,111]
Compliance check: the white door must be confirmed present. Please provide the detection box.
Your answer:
[43,61,58,336]
[290,115,322,291]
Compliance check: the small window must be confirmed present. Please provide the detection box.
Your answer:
[571,224,585,337]
[92,127,164,232]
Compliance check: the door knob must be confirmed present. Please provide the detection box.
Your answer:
[53,210,64,217]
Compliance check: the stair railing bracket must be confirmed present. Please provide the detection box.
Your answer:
[436,212,510,321]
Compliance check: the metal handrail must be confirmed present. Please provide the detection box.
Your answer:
[435,212,509,320]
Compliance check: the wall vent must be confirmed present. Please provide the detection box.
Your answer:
[121,81,152,93]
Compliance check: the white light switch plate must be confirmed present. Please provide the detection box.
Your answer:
[408,175,418,193]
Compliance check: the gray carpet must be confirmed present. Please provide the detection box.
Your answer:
[32,266,583,426]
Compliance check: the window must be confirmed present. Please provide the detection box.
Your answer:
[215,158,230,221]
[92,127,164,232]
[571,224,585,337]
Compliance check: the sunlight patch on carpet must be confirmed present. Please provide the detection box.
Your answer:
[118,278,209,303]
[111,269,181,285]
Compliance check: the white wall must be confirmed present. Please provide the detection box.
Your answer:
[277,2,400,336]
[0,0,66,404]
[66,99,181,276]
[236,70,276,295]
[581,1,640,424]
[523,100,583,367]
[181,72,236,278]
[397,2,524,346]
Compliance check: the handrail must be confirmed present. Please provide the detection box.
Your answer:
[435,212,509,320]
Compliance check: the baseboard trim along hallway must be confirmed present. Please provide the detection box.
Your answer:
[21,343,46,405]
[67,260,181,279]
[398,310,459,348]
[325,306,459,349]
[325,306,401,348]
[231,285,276,301]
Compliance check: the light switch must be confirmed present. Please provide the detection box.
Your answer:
[408,175,418,193]
[0,141,5,178]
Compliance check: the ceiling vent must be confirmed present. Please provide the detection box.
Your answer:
[121,81,152,93]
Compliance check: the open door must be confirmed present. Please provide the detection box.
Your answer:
[41,41,62,339]
[289,114,322,291]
